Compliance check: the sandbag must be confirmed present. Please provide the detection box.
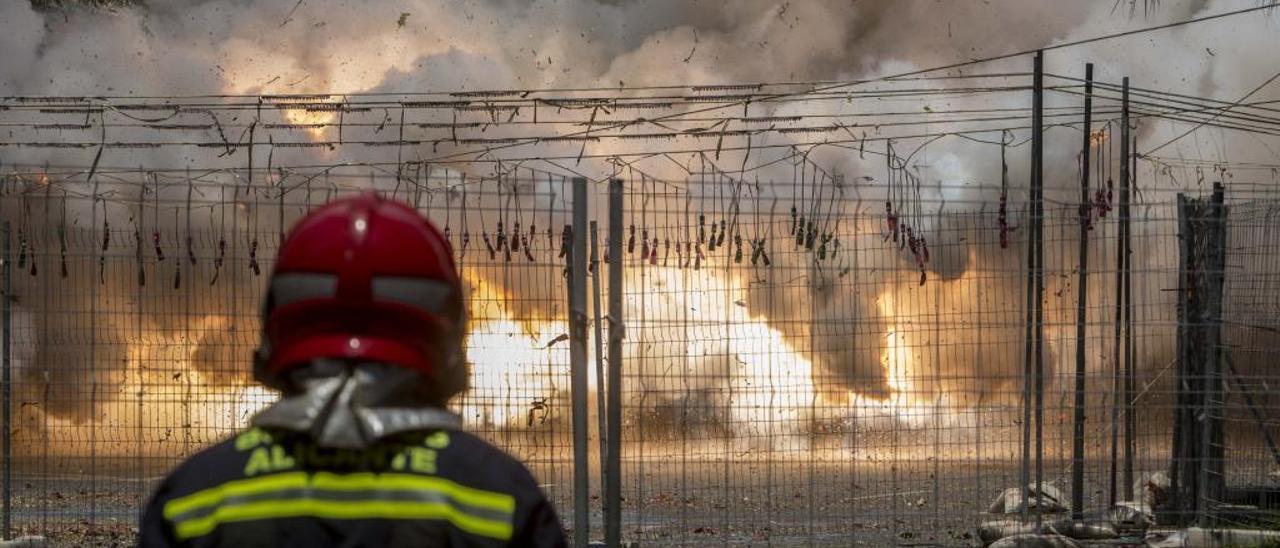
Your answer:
[1146,527,1280,547]
[1058,520,1117,540]
[978,520,1052,545]
[989,533,1080,548]
[987,483,1068,514]
[1109,501,1154,529]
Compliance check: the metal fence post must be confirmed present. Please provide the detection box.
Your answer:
[590,221,607,508]
[1109,140,1122,507]
[1115,76,1134,504]
[1198,183,1227,526]
[1032,51,1047,528]
[3,221,12,541]
[605,179,624,547]
[1022,50,1044,523]
[1071,62,1093,522]
[568,177,590,547]
[1171,193,1193,526]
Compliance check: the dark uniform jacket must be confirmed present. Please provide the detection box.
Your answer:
[138,427,566,547]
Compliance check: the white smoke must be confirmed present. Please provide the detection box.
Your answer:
[1,0,1278,446]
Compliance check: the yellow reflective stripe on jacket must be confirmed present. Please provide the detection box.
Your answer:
[173,498,513,541]
[162,472,516,541]
[163,473,303,519]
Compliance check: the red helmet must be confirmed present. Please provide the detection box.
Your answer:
[254,192,466,397]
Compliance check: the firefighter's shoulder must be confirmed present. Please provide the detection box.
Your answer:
[429,429,546,495]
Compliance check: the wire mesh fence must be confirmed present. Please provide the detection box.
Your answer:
[1215,199,1280,527]
[2,168,1280,545]
[609,172,1164,544]
[0,169,584,543]
[0,69,1279,547]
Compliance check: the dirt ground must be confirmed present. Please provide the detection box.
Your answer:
[6,456,1121,546]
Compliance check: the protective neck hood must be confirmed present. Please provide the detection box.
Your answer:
[251,359,461,449]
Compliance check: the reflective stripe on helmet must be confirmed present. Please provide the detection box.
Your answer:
[371,276,454,314]
[269,273,339,308]
[163,471,515,541]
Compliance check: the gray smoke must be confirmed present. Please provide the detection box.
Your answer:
[1,0,1277,437]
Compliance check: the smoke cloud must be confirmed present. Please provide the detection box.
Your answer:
[1,0,1278,449]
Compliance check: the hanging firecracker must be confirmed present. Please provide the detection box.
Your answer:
[496,222,511,262]
[998,190,1010,249]
[211,237,226,286]
[100,220,110,284]
[154,231,166,262]
[496,226,508,260]
[522,233,535,262]
[640,229,650,264]
[751,237,771,267]
[795,215,806,247]
[1092,178,1113,221]
[558,225,571,259]
[482,231,496,260]
[998,133,1012,249]
[17,229,28,269]
[59,226,68,279]
[885,201,899,243]
[136,231,146,287]
[249,239,261,276]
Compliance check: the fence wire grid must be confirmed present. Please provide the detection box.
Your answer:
[0,70,1279,547]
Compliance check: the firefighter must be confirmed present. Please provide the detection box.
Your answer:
[139,193,567,547]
